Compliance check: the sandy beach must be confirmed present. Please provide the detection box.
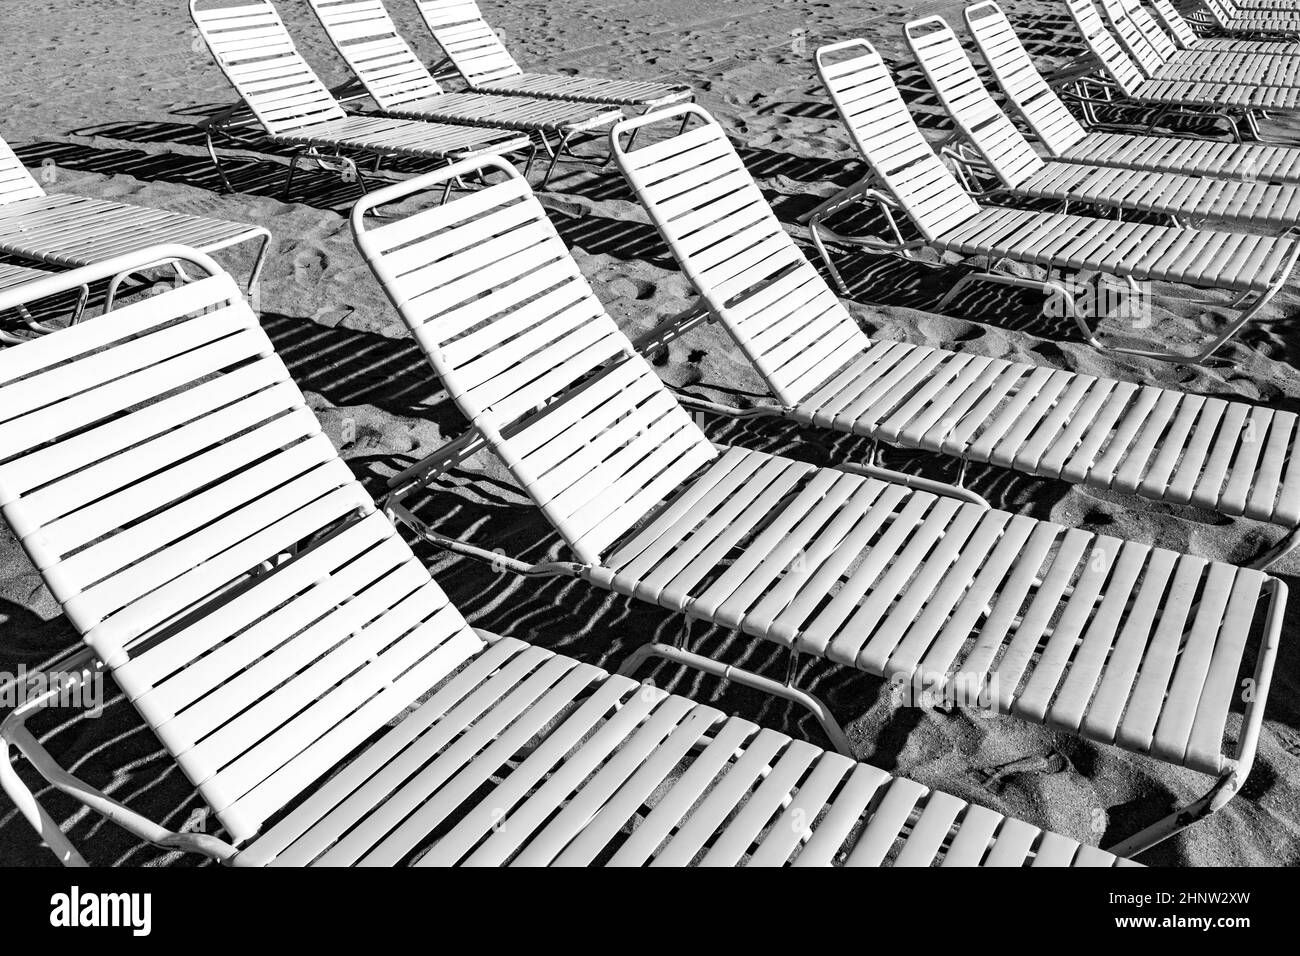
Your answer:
[1,0,1299,866]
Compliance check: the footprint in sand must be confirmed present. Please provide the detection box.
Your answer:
[607,277,656,301]
[292,248,330,286]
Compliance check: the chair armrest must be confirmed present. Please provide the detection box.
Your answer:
[1,660,241,865]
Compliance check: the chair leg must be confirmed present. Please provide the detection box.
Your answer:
[0,735,88,866]
[616,629,855,758]
[283,150,305,198]
[204,127,235,194]
[1248,524,1300,570]
[537,132,572,189]
[522,140,541,179]
[246,232,271,297]
[1105,772,1237,858]
[70,284,90,324]
[104,269,135,314]
[808,212,852,296]
[1100,285,1273,366]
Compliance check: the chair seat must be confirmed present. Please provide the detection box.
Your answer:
[235,636,1132,867]
[1146,51,1300,85]
[934,205,1300,292]
[586,446,1268,776]
[1061,131,1300,183]
[1013,161,1300,227]
[0,261,47,291]
[1230,0,1298,10]
[1133,76,1300,109]
[1186,37,1296,52]
[479,72,691,108]
[790,340,1300,525]
[395,92,621,133]
[0,194,265,266]
[1223,16,1300,28]
[284,114,529,158]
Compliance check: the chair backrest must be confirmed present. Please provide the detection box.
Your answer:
[413,0,524,87]
[352,157,717,566]
[0,249,483,846]
[965,2,1089,156]
[815,39,982,242]
[306,0,445,111]
[1099,0,1173,75]
[967,1,1086,154]
[0,134,47,206]
[1150,0,1202,47]
[190,0,348,136]
[1199,0,1233,29]
[906,16,1045,189]
[611,106,872,409]
[1066,0,1147,95]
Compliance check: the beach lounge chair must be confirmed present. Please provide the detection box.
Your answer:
[1068,0,1300,139]
[1200,0,1300,33]
[1220,0,1300,14]
[610,103,1300,569]
[966,1,1300,179]
[1099,0,1300,86]
[0,249,1138,868]
[907,15,1300,230]
[305,0,621,187]
[352,153,1285,856]
[808,37,1300,365]
[413,0,692,110]
[0,134,269,298]
[1150,0,1297,50]
[190,0,530,196]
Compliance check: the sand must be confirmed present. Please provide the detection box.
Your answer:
[1,0,1298,866]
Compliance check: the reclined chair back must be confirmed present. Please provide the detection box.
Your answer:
[414,0,524,87]
[190,0,349,135]
[612,104,871,408]
[0,136,47,205]
[1150,0,1204,46]
[906,16,1047,189]
[1067,0,1150,97]
[814,39,982,242]
[1100,0,1179,76]
[0,247,483,846]
[352,156,717,565]
[307,0,446,112]
[965,1,1090,156]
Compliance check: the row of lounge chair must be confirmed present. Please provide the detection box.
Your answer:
[192,0,691,193]
[0,248,1139,868]
[1,0,1298,866]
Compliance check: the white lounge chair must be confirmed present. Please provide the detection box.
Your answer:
[0,133,268,300]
